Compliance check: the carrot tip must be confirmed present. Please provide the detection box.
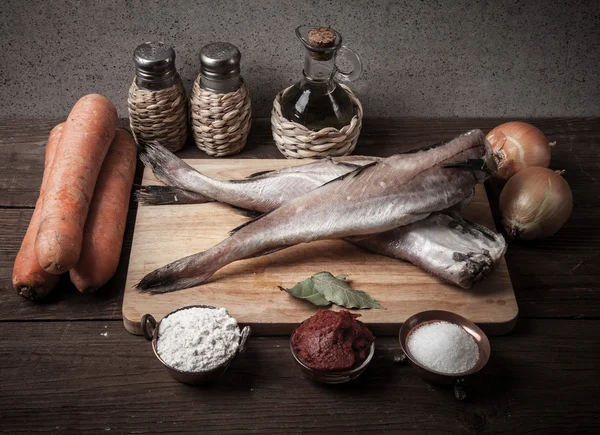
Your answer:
[18,285,39,301]
[77,285,100,294]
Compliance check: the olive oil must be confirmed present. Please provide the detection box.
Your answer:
[281,79,355,131]
[280,26,362,132]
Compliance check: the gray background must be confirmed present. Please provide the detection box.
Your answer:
[1,0,599,119]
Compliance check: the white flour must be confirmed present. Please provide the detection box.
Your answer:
[156,307,241,372]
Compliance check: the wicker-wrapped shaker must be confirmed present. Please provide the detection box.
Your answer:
[128,42,188,152]
[272,26,363,159]
[190,43,251,157]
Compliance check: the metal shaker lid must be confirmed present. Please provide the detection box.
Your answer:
[133,42,177,87]
[199,42,242,93]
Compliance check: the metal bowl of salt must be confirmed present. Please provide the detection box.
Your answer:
[141,305,251,385]
[398,310,490,400]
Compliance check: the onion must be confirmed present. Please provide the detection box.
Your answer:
[486,121,552,180]
[499,167,572,240]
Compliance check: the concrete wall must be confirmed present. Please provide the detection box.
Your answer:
[1,0,598,119]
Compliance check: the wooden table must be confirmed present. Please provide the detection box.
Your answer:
[1,118,598,434]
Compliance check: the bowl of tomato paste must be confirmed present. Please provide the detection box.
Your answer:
[290,309,375,384]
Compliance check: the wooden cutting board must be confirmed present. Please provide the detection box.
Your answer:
[123,159,518,336]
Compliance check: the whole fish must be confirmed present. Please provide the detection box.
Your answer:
[137,181,506,287]
[137,129,497,293]
[139,145,380,212]
[350,212,506,288]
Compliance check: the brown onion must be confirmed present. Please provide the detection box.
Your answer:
[499,167,572,240]
[486,121,552,180]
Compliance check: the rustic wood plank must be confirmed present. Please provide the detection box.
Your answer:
[1,118,598,321]
[0,208,136,320]
[0,118,131,208]
[2,118,599,207]
[2,199,597,321]
[484,179,600,317]
[0,319,597,434]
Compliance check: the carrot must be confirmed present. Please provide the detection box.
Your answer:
[69,129,137,293]
[35,94,118,274]
[13,123,64,300]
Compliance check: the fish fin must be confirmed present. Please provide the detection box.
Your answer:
[229,205,263,218]
[319,160,379,187]
[443,211,502,243]
[246,169,275,178]
[135,185,212,205]
[250,245,289,258]
[140,276,208,294]
[397,130,485,155]
[334,161,366,171]
[229,211,272,235]
[443,159,495,174]
[330,156,362,168]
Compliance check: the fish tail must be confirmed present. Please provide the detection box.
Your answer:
[139,142,194,187]
[136,250,221,294]
[135,185,212,205]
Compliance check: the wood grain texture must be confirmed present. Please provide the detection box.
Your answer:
[1,118,599,321]
[3,118,599,206]
[0,118,130,207]
[0,208,136,321]
[0,118,599,434]
[485,186,600,318]
[0,319,597,434]
[123,160,517,336]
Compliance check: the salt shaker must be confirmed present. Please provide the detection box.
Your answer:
[190,42,252,157]
[128,41,188,152]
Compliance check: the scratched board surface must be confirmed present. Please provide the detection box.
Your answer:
[123,159,517,336]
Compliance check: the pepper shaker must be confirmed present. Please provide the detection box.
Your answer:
[190,42,252,157]
[128,41,188,152]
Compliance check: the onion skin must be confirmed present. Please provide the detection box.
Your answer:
[499,167,573,240]
[487,122,552,180]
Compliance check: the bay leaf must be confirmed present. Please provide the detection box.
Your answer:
[278,278,331,307]
[312,272,384,309]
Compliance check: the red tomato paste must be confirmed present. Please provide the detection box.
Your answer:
[292,310,375,371]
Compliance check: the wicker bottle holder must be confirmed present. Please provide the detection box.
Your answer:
[271,84,363,159]
[127,76,188,152]
[190,77,252,157]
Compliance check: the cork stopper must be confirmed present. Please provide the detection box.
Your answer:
[307,27,337,49]
[307,27,338,60]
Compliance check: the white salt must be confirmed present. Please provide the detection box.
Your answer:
[406,321,479,374]
[156,307,241,372]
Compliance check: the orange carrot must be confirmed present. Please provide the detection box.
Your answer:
[35,94,118,274]
[69,129,137,293]
[13,123,64,300]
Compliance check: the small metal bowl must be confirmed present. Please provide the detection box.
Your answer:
[398,310,490,399]
[141,305,251,385]
[290,324,375,384]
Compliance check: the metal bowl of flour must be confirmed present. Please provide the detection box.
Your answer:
[141,305,251,385]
